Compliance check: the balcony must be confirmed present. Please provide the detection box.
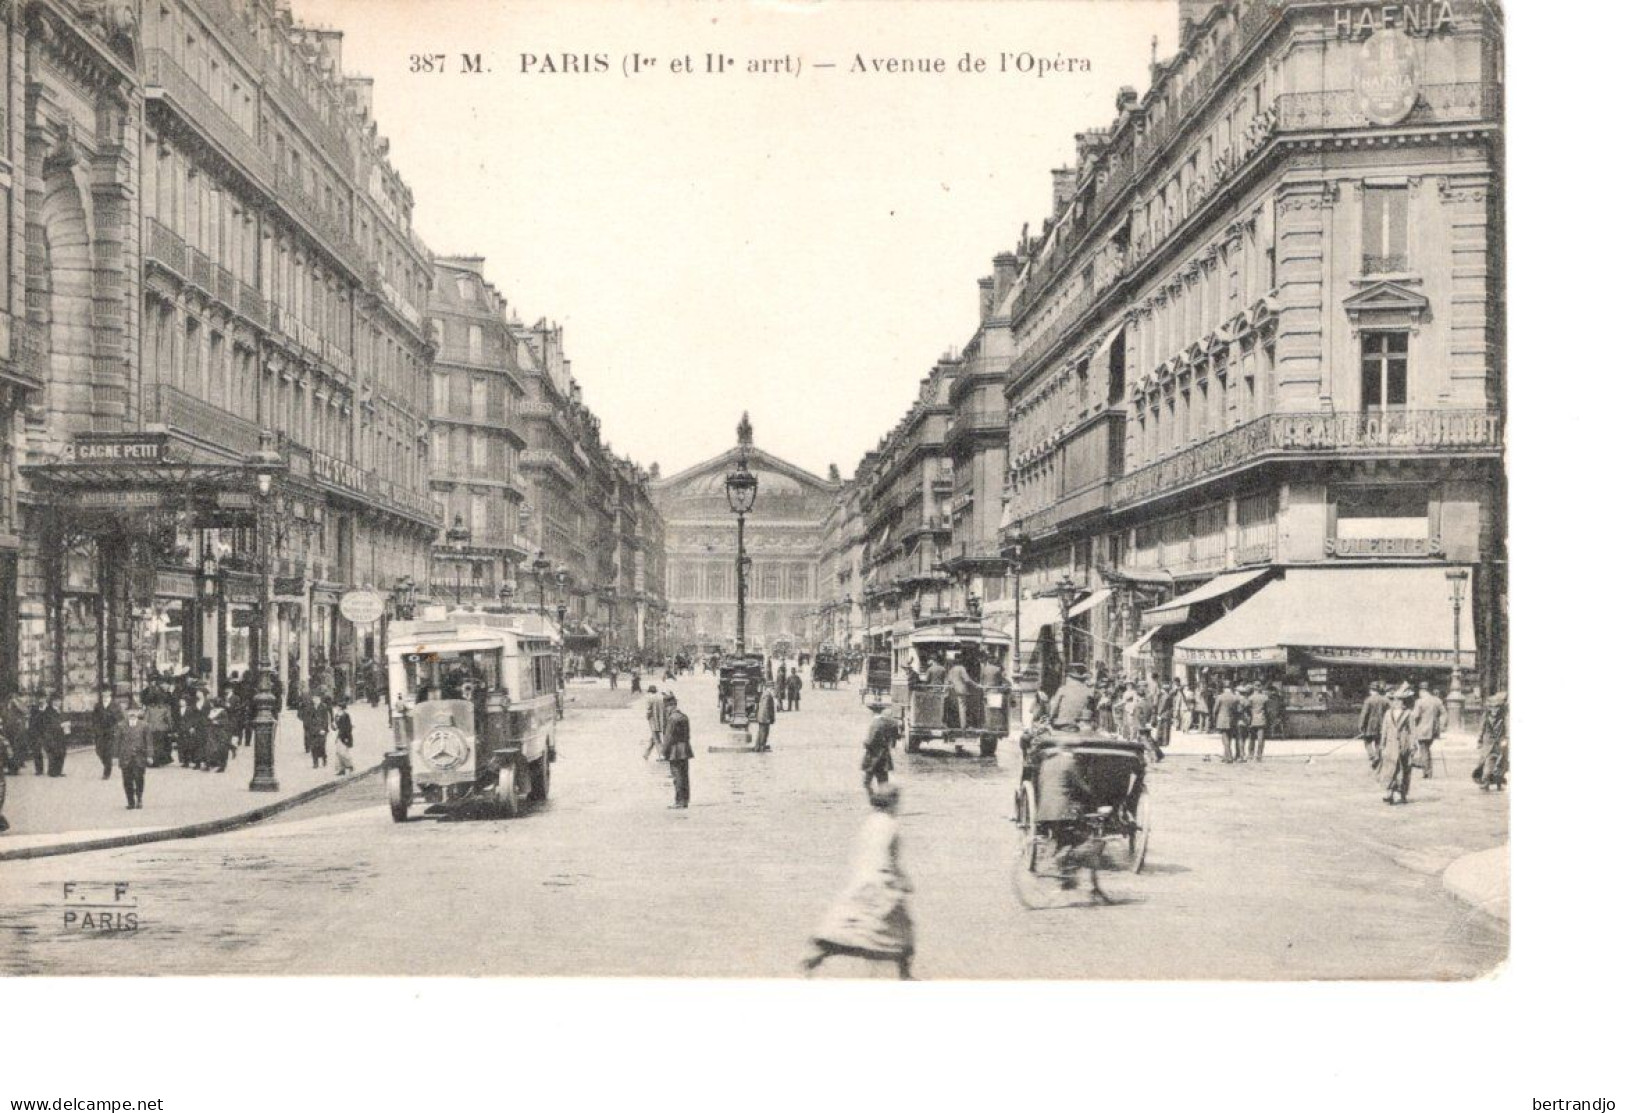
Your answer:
[272,165,369,280]
[945,407,1009,451]
[1113,409,1503,508]
[145,50,275,186]
[146,219,187,277]
[1277,83,1502,133]
[261,60,354,176]
[143,382,263,458]
[1022,480,1114,538]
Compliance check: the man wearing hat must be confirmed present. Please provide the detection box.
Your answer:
[1245,681,1271,762]
[1212,680,1243,763]
[664,694,693,808]
[861,702,901,793]
[1049,664,1093,729]
[1376,685,1418,804]
[1358,682,1389,769]
[1411,681,1446,779]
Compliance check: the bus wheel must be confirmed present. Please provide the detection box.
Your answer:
[386,767,411,823]
[496,764,522,818]
[528,755,550,802]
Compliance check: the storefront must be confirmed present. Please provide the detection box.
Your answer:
[1173,566,1476,737]
[1136,568,1276,684]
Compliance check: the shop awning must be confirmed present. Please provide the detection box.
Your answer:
[1067,588,1114,620]
[1127,627,1164,659]
[1143,568,1273,627]
[1173,567,1476,669]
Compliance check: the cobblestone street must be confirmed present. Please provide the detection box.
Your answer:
[0,674,1506,979]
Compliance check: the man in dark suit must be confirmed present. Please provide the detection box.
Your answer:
[754,685,777,752]
[1358,682,1389,769]
[665,698,693,808]
[92,687,120,779]
[1211,681,1243,763]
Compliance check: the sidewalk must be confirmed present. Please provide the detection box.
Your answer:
[1443,843,1510,922]
[0,703,392,860]
[1157,726,1481,761]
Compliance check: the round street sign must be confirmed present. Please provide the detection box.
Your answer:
[339,590,385,625]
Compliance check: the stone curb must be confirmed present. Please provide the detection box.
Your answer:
[1441,844,1509,922]
[0,762,383,863]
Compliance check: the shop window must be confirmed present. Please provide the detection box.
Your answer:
[1362,185,1408,273]
[1360,332,1408,417]
[1333,485,1431,541]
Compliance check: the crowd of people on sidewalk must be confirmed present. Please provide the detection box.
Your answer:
[0,664,377,835]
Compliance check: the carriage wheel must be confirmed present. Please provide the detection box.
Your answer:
[1128,787,1150,874]
[496,764,522,818]
[386,767,410,823]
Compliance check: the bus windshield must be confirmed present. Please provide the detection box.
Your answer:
[401,648,503,703]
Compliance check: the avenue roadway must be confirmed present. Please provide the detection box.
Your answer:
[0,672,1507,979]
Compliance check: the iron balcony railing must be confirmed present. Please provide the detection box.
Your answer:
[145,50,275,186]
[1112,409,1503,507]
[143,382,263,458]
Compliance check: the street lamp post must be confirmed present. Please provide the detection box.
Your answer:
[247,431,286,793]
[724,434,759,655]
[1445,568,1470,731]
[446,514,471,606]
[1005,527,1026,674]
[531,550,552,616]
[1054,574,1081,674]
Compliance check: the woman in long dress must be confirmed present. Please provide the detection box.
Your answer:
[801,785,916,979]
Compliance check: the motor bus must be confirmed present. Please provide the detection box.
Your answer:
[384,611,561,821]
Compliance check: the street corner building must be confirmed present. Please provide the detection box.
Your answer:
[811,0,1505,737]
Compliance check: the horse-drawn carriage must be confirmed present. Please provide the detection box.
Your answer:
[1011,725,1150,905]
[718,652,767,728]
[812,647,842,689]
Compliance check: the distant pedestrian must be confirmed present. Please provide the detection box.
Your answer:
[643,686,669,761]
[1376,685,1417,805]
[753,685,777,752]
[92,687,119,779]
[204,701,234,772]
[1472,692,1508,791]
[39,695,69,778]
[787,669,803,712]
[1411,682,1445,779]
[115,703,151,810]
[630,671,642,694]
[1245,683,1270,762]
[775,664,788,706]
[2,694,28,775]
[801,784,915,980]
[861,704,900,793]
[1358,682,1389,769]
[333,705,355,775]
[665,698,693,809]
[303,696,331,768]
[1212,682,1242,763]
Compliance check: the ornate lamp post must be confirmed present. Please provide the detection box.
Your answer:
[1054,574,1081,674]
[1445,568,1470,731]
[1003,518,1027,674]
[724,422,759,655]
[247,431,286,793]
[531,550,552,615]
[446,513,471,606]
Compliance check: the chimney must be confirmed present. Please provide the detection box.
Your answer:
[991,252,1018,306]
[977,275,996,322]
[346,76,373,117]
[1051,167,1078,215]
[1115,87,1139,114]
[1178,1,1222,46]
[311,28,344,74]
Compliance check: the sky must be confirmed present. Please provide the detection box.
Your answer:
[296,0,1178,478]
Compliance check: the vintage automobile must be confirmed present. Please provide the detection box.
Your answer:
[888,616,1012,757]
[384,611,560,822]
[717,652,767,728]
[812,646,842,689]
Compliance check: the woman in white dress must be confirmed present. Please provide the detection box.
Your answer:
[801,784,916,979]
